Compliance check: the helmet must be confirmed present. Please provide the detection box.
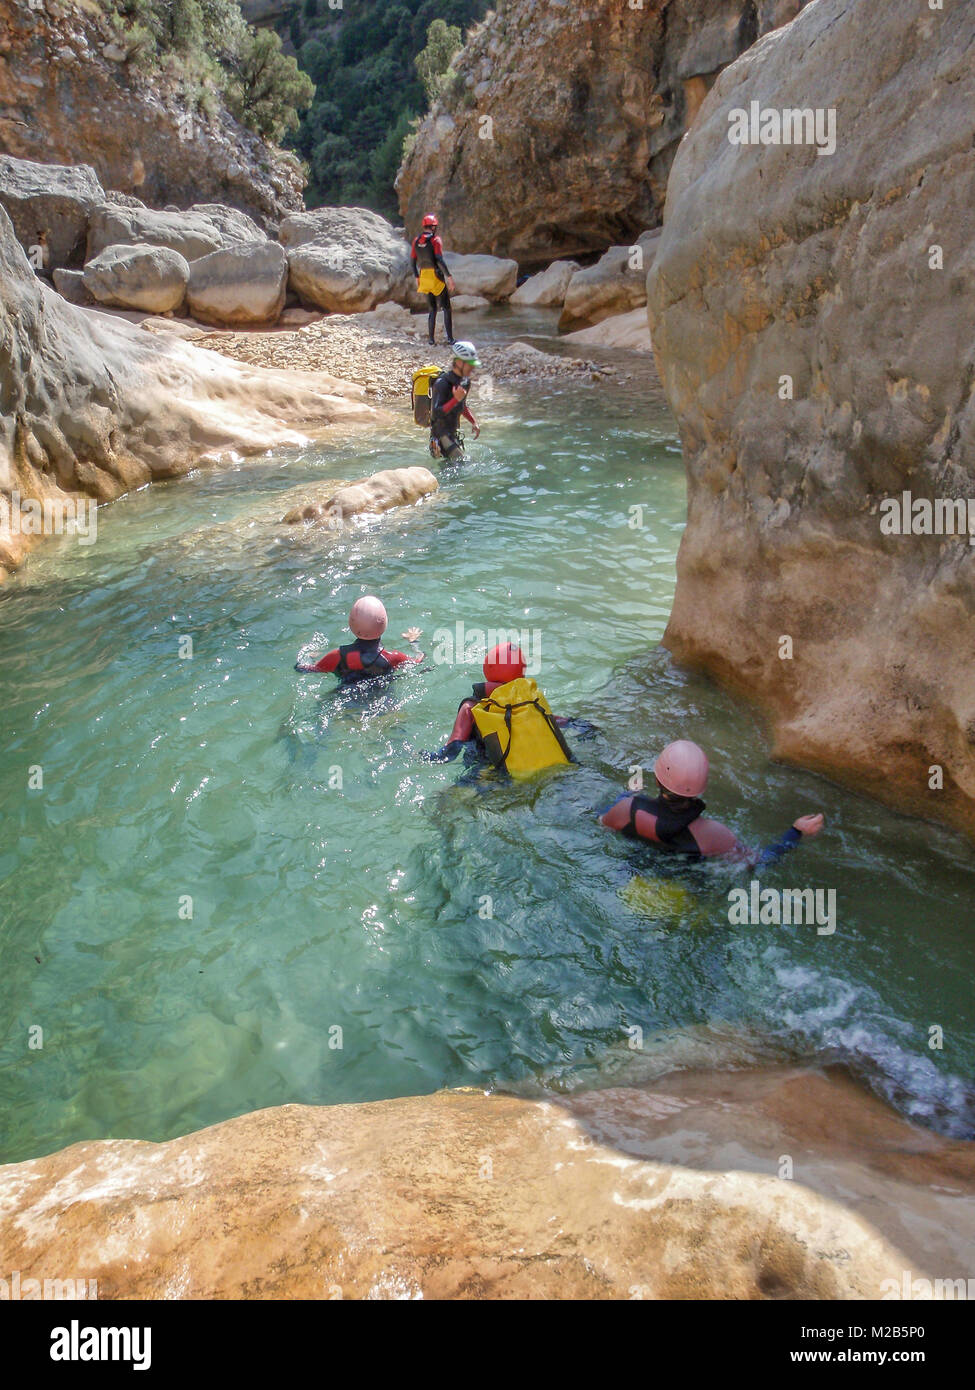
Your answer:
[653,740,709,798]
[422,213,438,228]
[349,595,387,641]
[452,340,481,367]
[483,642,526,685]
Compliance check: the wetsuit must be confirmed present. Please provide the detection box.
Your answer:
[427,682,592,762]
[430,370,475,460]
[411,231,453,344]
[299,638,421,685]
[606,793,803,868]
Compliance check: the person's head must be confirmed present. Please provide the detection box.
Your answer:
[422,213,438,231]
[653,740,708,802]
[483,641,526,686]
[451,340,481,377]
[349,595,388,641]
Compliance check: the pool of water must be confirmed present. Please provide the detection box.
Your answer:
[1,309,974,1163]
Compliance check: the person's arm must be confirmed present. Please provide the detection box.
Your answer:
[750,814,825,869]
[295,648,341,674]
[695,813,824,867]
[425,700,475,761]
[433,235,454,291]
[382,647,426,667]
[410,237,419,281]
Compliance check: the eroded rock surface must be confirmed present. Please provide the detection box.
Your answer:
[647,0,975,840]
[280,468,439,526]
[1,1067,972,1299]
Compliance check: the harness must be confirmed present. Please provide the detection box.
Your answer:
[623,794,706,858]
[336,639,393,682]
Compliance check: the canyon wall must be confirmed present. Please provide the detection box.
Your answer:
[397,0,808,263]
[647,0,975,840]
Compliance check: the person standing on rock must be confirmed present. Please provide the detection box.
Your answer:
[601,740,824,865]
[411,214,456,345]
[429,342,482,462]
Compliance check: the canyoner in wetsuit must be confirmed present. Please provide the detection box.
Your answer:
[411,213,455,345]
[429,342,481,462]
[601,740,825,867]
[294,596,424,686]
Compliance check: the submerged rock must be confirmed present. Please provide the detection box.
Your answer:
[647,0,975,841]
[83,243,190,313]
[1,1067,972,1299]
[280,467,439,526]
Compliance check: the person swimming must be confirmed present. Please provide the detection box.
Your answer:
[295,596,424,684]
[601,739,824,866]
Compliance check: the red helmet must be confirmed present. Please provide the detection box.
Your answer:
[422,213,438,228]
[483,642,526,685]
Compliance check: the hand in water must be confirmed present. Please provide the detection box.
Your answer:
[793,813,825,836]
[402,628,422,643]
[471,422,481,439]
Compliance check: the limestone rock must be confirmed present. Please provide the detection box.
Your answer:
[278,306,323,328]
[86,205,225,263]
[280,206,412,313]
[397,0,811,261]
[52,267,91,306]
[445,251,518,302]
[0,155,104,270]
[186,242,287,327]
[0,207,373,576]
[563,306,652,351]
[281,467,438,525]
[83,244,190,313]
[1,1068,973,1299]
[187,204,265,247]
[450,293,490,311]
[510,259,580,307]
[139,317,207,340]
[559,231,661,331]
[646,0,975,841]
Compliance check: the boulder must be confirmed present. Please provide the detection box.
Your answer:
[559,231,661,331]
[186,242,288,327]
[450,293,491,311]
[280,467,438,525]
[280,206,411,313]
[510,260,580,307]
[52,267,91,306]
[187,203,266,246]
[646,0,975,842]
[562,306,652,351]
[444,251,518,302]
[0,155,104,270]
[83,244,190,313]
[86,205,224,263]
[140,318,208,340]
[278,306,323,328]
[2,1068,974,1299]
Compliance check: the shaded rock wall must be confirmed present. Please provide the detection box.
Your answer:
[647,0,975,841]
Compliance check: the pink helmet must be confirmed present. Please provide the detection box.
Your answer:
[349,595,387,641]
[654,740,709,798]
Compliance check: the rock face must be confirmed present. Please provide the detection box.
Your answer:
[280,206,412,313]
[0,155,102,269]
[646,0,975,841]
[0,208,373,576]
[83,243,190,313]
[560,230,661,331]
[397,0,810,262]
[510,259,580,307]
[2,1066,973,1299]
[0,0,302,226]
[186,242,288,327]
[280,468,439,526]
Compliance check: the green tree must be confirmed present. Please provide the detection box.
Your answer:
[226,29,316,143]
[414,17,462,104]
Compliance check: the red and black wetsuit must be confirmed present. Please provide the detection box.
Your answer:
[411,230,453,344]
[307,637,421,685]
[430,369,475,460]
[606,793,802,867]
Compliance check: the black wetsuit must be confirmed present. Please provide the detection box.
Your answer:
[411,231,453,344]
[430,370,471,460]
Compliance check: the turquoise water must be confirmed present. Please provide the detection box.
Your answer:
[1,310,974,1164]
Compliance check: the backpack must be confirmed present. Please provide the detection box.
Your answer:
[411,364,443,426]
[470,677,572,778]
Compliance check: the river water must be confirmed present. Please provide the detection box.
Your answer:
[1,308,973,1164]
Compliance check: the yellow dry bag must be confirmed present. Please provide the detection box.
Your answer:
[411,364,442,426]
[470,677,572,778]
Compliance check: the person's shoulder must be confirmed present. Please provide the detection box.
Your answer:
[690,817,740,855]
[433,234,444,252]
[601,795,634,829]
